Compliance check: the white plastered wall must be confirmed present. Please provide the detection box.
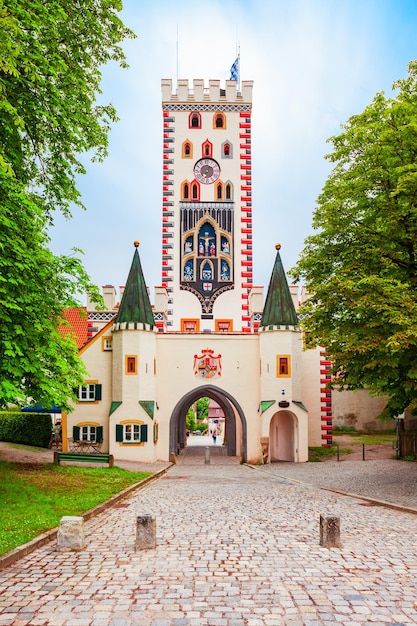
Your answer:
[109,327,157,463]
[65,323,113,453]
[155,333,261,462]
[258,327,308,462]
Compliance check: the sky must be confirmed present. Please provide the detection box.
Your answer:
[50,0,417,305]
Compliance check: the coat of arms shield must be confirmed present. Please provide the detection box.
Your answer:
[193,348,222,379]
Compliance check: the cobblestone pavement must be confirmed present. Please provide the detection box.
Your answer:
[1,446,417,626]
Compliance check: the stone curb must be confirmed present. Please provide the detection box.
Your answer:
[0,466,170,570]
[247,464,417,517]
[319,485,417,516]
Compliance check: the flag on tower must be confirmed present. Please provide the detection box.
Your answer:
[230,57,239,81]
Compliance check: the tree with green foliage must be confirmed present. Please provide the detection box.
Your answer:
[186,406,196,433]
[0,1,135,410]
[196,397,209,421]
[291,60,417,419]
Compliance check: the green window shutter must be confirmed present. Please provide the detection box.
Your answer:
[140,424,148,443]
[96,426,103,442]
[116,424,123,442]
[73,426,80,440]
[95,384,102,401]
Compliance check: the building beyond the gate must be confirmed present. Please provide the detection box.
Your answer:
[62,77,344,464]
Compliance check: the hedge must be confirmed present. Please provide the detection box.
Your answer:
[0,412,52,448]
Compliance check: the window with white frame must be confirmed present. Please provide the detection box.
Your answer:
[72,425,103,443]
[116,422,148,444]
[77,383,102,402]
[125,424,140,442]
[80,425,96,442]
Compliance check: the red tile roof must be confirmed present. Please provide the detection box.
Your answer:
[60,308,89,349]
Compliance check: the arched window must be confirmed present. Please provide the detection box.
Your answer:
[221,141,233,158]
[182,140,193,158]
[225,183,232,200]
[200,259,214,280]
[202,139,212,158]
[216,183,223,200]
[214,113,226,129]
[189,112,201,129]
[191,182,199,200]
[183,183,189,200]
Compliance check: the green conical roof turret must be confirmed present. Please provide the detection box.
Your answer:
[260,243,298,328]
[115,241,155,328]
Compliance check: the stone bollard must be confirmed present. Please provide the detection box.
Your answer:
[205,446,210,465]
[169,452,176,464]
[320,514,341,548]
[135,514,156,551]
[56,516,85,552]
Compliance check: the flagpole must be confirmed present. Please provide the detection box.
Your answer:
[176,24,179,85]
[237,44,240,93]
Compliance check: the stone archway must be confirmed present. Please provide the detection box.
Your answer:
[169,385,247,460]
[269,411,297,462]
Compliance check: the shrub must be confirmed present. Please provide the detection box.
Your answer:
[0,412,52,448]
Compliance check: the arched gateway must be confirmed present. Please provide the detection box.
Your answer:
[269,410,297,462]
[169,384,247,459]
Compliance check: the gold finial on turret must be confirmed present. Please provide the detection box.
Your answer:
[134,240,140,248]
[275,242,281,250]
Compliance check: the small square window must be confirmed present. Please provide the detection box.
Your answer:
[181,319,200,332]
[276,356,291,378]
[215,320,233,332]
[126,356,137,374]
[102,337,112,351]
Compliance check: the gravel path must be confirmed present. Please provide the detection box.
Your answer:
[257,458,417,511]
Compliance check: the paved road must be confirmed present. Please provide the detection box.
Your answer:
[0,447,417,625]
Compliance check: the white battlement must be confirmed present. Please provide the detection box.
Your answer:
[161,78,253,104]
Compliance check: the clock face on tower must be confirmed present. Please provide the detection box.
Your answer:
[194,158,220,184]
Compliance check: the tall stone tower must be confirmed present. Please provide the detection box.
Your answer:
[159,78,254,332]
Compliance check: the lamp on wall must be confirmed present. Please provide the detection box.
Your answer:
[278,390,289,408]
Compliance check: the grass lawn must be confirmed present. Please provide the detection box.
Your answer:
[0,459,151,556]
[337,432,396,445]
[308,445,351,462]
[309,431,397,462]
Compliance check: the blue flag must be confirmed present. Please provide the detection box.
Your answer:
[230,57,239,81]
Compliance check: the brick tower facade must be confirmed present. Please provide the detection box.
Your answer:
[159,79,255,332]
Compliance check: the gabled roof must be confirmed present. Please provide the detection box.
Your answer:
[60,307,89,348]
[260,244,298,328]
[114,242,155,328]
